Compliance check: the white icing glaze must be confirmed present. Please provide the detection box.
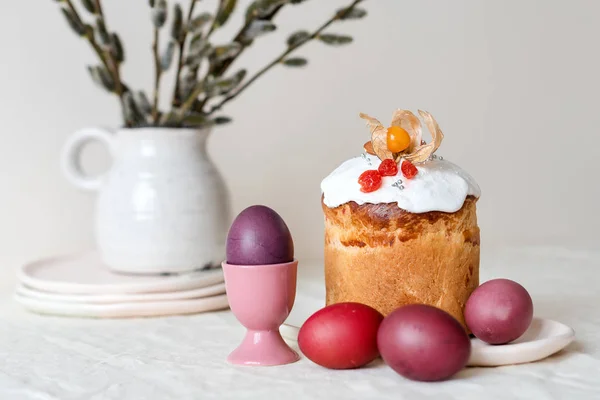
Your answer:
[321,154,480,213]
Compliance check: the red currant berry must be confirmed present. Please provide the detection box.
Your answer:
[358,170,382,193]
[378,159,398,177]
[401,160,418,179]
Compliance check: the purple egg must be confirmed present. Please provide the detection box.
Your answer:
[377,304,471,382]
[465,278,533,345]
[226,205,294,265]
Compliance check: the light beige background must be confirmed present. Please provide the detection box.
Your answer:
[0,0,598,286]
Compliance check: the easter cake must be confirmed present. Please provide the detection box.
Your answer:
[320,109,480,329]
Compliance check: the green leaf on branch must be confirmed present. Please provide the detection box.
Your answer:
[189,33,205,50]
[152,0,168,28]
[282,57,307,67]
[206,69,246,96]
[231,69,247,86]
[336,7,367,20]
[181,112,211,127]
[244,1,259,21]
[61,8,87,36]
[189,36,211,56]
[135,91,153,115]
[87,65,115,91]
[179,72,201,100]
[188,12,212,32]
[242,20,276,41]
[211,43,242,62]
[213,116,232,125]
[246,0,285,20]
[159,111,180,126]
[87,66,103,89]
[124,92,146,126]
[171,3,184,42]
[256,0,286,15]
[110,33,125,63]
[161,41,176,70]
[95,18,110,45]
[185,38,211,67]
[149,0,156,7]
[318,33,353,46]
[80,0,97,13]
[184,54,204,68]
[215,0,237,28]
[190,79,207,98]
[287,30,310,47]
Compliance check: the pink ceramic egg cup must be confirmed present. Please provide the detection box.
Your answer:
[222,260,299,366]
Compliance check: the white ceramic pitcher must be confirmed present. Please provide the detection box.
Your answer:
[61,127,230,274]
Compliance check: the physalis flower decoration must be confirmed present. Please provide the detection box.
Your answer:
[360,109,444,164]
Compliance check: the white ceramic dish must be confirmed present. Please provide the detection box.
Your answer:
[18,253,224,295]
[282,295,575,367]
[15,293,230,318]
[16,282,226,304]
[468,317,575,366]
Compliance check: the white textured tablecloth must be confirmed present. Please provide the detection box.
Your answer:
[1,246,599,400]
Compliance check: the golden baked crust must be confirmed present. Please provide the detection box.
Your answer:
[323,196,480,330]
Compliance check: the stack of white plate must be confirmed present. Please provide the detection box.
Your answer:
[15,253,229,318]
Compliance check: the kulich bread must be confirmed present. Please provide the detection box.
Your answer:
[323,196,480,330]
[321,109,481,331]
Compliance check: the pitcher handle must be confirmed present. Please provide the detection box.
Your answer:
[61,127,115,191]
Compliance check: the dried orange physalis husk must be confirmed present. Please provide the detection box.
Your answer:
[402,110,444,163]
[359,113,393,160]
[390,109,422,154]
[359,109,444,164]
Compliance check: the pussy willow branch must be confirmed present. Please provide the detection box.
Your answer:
[151,26,161,123]
[64,0,111,78]
[211,4,284,78]
[93,0,125,107]
[194,4,285,113]
[206,0,364,116]
[205,0,224,40]
[64,0,129,123]
[171,0,199,108]
[185,0,223,113]
[93,0,104,17]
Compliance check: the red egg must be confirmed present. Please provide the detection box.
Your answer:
[377,304,471,382]
[465,278,533,344]
[298,302,383,369]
